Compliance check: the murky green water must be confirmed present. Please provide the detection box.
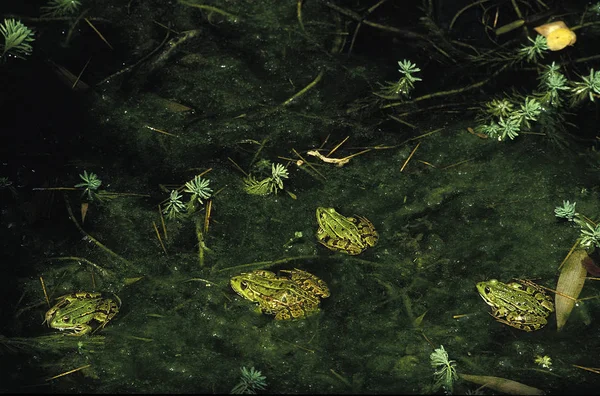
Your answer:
[2,0,600,394]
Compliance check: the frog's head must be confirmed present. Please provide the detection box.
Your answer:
[316,207,337,221]
[230,275,258,302]
[48,311,79,330]
[476,279,500,306]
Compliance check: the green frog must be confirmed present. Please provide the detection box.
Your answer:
[476,279,554,332]
[315,207,378,255]
[230,269,330,320]
[44,292,120,336]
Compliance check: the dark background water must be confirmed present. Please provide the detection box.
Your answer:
[2,0,600,393]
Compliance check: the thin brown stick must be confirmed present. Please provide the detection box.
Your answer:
[84,18,113,49]
[327,136,349,157]
[46,364,91,381]
[292,148,327,180]
[159,204,167,240]
[153,221,167,254]
[40,277,50,307]
[228,157,249,177]
[144,125,178,137]
[400,142,421,172]
[572,364,600,375]
[72,57,92,90]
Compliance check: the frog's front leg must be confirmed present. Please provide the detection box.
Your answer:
[68,323,93,336]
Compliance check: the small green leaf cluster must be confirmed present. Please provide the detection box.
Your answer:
[230,366,267,394]
[41,0,82,17]
[570,68,600,106]
[536,62,570,108]
[554,200,600,249]
[74,170,102,201]
[476,96,542,141]
[476,61,600,141]
[243,163,289,196]
[0,19,34,61]
[518,35,548,63]
[184,175,213,212]
[375,59,422,100]
[430,345,458,393]
[162,175,212,220]
[162,190,186,220]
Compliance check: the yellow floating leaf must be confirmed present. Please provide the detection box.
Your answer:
[460,373,544,395]
[124,276,144,286]
[556,249,588,331]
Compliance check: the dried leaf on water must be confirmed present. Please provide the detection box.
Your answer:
[555,249,588,331]
[460,373,544,395]
[81,202,89,224]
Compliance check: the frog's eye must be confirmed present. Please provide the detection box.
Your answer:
[239,281,248,290]
[484,287,491,294]
[62,315,70,321]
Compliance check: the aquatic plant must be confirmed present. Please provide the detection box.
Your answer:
[554,200,600,249]
[474,60,600,141]
[243,162,289,196]
[74,170,102,201]
[162,190,186,220]
[477,95,541,141]
[534,355,552,369]
[537,62,570,107]
[554,200,577,221]
[230,366,267,394]
[430,345,458,393]
[580,222,600,249]
[269,163,289,194]
[0,19,34,61]
[518,35,548,63]
[376,59,422,99]
[184,175,212,210]
[570,69,600,106]
[41,0,82,17]
[0,177,13,189]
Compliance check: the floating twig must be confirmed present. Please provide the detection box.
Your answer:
[72,56,92,90]
[400,142,421,172]
[282,70,324,106]
[152,221,167,254]
[306,148,371,167]
[46,364,91,381]
[178,0,238,21]
[84,18,113,49]
[144,125,178,137]
[573,364,600,375]
[40,277,50,307]
[63,193,133,269]
[292,148,326,180]
[159,204,167,240]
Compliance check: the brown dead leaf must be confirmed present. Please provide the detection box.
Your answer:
[556,248,588,331]
[81,202,89,224]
